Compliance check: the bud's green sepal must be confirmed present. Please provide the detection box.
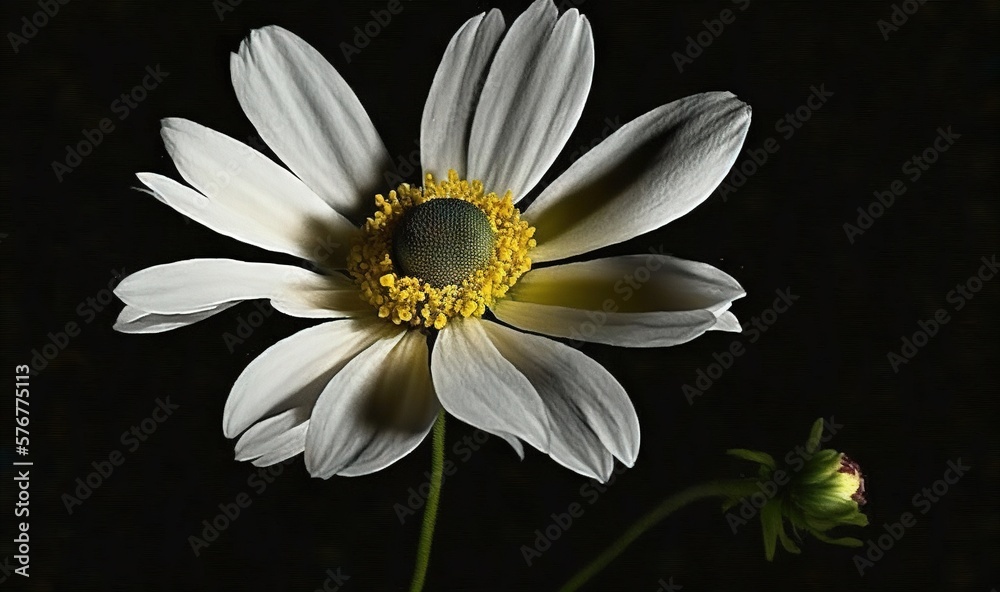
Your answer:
[725,418,868,560]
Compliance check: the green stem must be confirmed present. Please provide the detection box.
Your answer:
[558,478,759,592]
[409,410,446,592]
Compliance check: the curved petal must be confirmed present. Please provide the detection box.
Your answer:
[525,92,752,263]
[491,254,745,347]
[136,173,310,259]
[113,303,237,334]
[421,9,505,181]
[431,319,550,455]
[482,321,639,481]
[235,407,309,467]
[495,432,526,460]
[231,25,391,221]
[159,118,356,264]
[305,330,440,478]
[467,0,594,201]
[223,319,392,438]
[114,259,360,317]
[709,310,742,333]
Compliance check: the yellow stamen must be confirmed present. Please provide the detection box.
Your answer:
[348,170,536,329]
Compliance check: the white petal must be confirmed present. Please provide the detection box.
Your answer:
[468,0,594,200]
[231,25,391,221]
[159,118,356,264]
[235,407,309,466]
[113,303,237,334]
[223,319,391,438]
[482,321,639,481]
[305,330,439,479]
[136,173,306,258]
[114,258,358,316]
[494,432,526,460]
[525,92,752,263]
[270,288,371,320]
[493,302,716,348]
[421,10,505,181]
[709,311,742,333]
[431,319,550,455]
[491,255,745,347]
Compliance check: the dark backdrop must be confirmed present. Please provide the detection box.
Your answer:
[2,0,998,590]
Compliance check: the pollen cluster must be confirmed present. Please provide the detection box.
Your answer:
[348,170,536,329]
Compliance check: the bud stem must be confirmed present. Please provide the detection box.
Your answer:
[558,478,760,592]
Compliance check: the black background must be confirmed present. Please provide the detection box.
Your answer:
[2,0,998,590]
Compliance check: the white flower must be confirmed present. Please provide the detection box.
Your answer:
[114,0,751,482]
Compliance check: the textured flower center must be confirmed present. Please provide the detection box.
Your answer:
[393,199,495,287]
[348,170,536,329]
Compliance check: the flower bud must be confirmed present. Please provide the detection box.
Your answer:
[725,418,868,560]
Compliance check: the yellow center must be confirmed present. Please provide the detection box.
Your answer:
[348,170,536,329]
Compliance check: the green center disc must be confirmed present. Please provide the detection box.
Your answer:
[392,198,495,287]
